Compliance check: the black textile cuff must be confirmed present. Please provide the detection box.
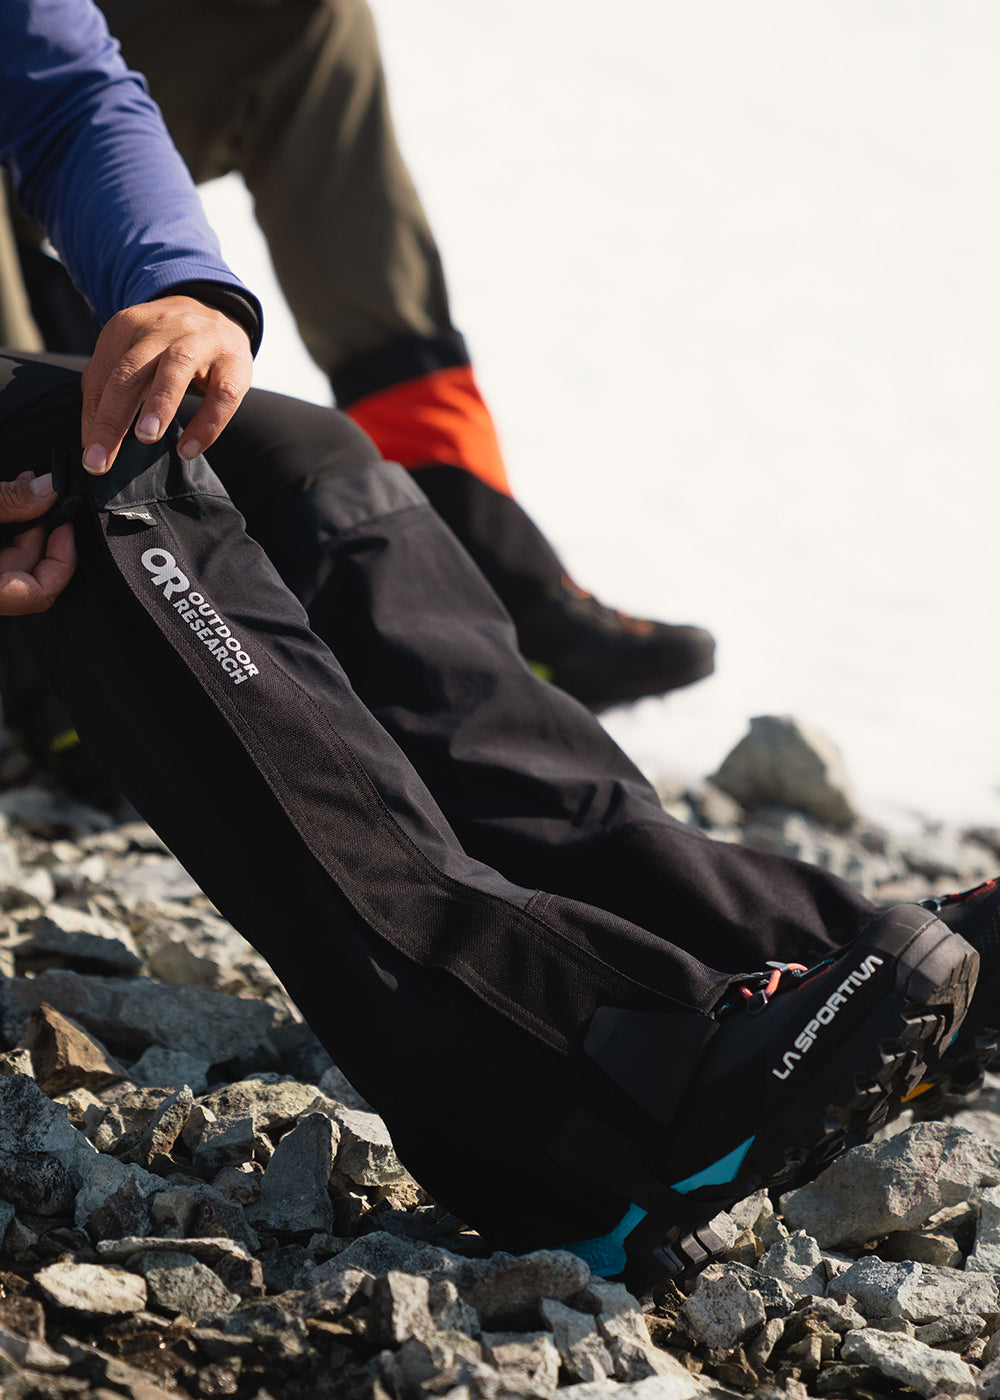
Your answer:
[331,328,470,407]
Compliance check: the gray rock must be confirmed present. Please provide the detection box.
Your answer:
[0,1071,96,1180]
[586,1281,680,1383]
[97,1234,264,1298]
[318,1064,372,1111]
[0,785,115,835]
[25,904,142,973]
[967,1182,1000,1272]
[199,1075,335,1136]
[246,1113,336,1234]
[480,1330,561,1395]
[840,1325,979,1397]
[35,1260,147,1315]
[913,1313,986,1350]
[135,1249,240,1319]
[901,1263,998,1324]
[74,1154,166,1233]
[448,1250,591,1325]
[429,1278,481,1339]
[759,1230,827,1297]
[141,913,269,994]
[118,1084,194,1172]
[110,852,202,904]
[129,1045,210,1094]
[369,1271,437,1347]
[1,969,284,1066]
[709,715,859,829]
[781,1121,1000,1246]
[309,1229,419,1281]
[539,1297,615,1383]
[827,1257,924,1320]
[332,1105,408,1187]
[149,1182,260,1254]
[558,1374,705,1400]
[0,1150,76,1216]
[681,1266,767,1351]
[0,1323,69,1374]
[191,1111,257,1174]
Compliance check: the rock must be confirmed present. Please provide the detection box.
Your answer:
[840,1325,979,1397]
[913,1313,986,1350]
[709,715,859,829]
[140,912,268,994]
[308,1229,419,1281]
[758,1230,827,1297]
[681,1265,767,1351]
[74,1155,166,1235]
[318,1064,372,1112]
[368,1271,437,1347]
[480,1329,561,1395]
[149,1183,260,1255]
[118,1085,194,1173]
[246,1113,336,1235]
[129,1045,210,1094]
[781,1121,1000,1246]
[447,1250,592,1325]
[199,1075,335,1136]
[109,852,202,904]
[332,1105,408,1187]
[0,1073,97,1205]
[827,1257,924,1320]
[20,1002,127,1096]
[35,1260,147,1315]
[24,904,142,973]
[0,1150,76,1216]
[539,1297,615,1383]
[134,1249,240,1319]
[0,969,284,1067]
[190,1111,257,1174]
[98,1234,264,1298]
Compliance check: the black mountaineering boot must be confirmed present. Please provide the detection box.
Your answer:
[562,902,978,1293]
[903,878,1000,1117]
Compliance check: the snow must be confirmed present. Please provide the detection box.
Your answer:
[198,0,1000,830]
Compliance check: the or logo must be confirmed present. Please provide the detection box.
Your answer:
[141,547,259,686]
[771,955,884,1080]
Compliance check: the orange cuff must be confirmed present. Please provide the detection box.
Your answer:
[345,364,512,497]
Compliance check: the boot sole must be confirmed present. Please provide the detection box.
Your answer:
[618,906,978,1295]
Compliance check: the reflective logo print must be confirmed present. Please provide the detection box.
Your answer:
[141,547,259,686]
[771,955,885,1080]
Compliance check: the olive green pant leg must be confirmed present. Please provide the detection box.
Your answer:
[0,180,43,352]
[100,0,452,374]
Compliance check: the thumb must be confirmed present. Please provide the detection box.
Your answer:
[0,472,56,525]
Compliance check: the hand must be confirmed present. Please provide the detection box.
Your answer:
[0,473,77,615]
[79,295,253,476]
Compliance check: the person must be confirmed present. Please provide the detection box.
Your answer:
[2,0,996,1297]
[0,0,716,717]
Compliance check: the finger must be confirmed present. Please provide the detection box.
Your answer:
[0,522,47,575]
[0,523,77,617]
[130,337,206,454]
[32,521,77,603]
[176,356,251,460]
[0,473,57,526]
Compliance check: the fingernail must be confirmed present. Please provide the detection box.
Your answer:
[178,439,201,461]
[136,414,160,442]
[29,472,53,497]
[83,445,107,474]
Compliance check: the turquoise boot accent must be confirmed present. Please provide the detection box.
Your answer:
[563,1203,647,1278]
[670,1135,755,1194]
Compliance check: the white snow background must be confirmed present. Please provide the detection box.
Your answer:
[199,0,1000,831]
